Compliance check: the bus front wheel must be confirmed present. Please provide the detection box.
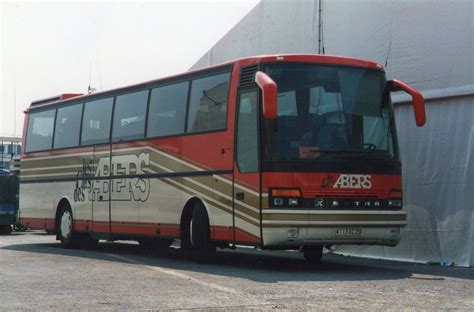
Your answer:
[191,202,215,254]
[181,201,216,260]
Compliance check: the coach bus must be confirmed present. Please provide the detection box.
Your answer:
[19,54,425,262]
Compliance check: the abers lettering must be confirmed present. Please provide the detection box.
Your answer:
[332,174,372,189]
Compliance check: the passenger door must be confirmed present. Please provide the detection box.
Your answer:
[80,96,115,237]
[233,90,261,244]
[109,90,149,236]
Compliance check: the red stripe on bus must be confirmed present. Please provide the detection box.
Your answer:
[210,225,234,241]
[235,228,261,243]
[20,217,55,230]
[211,225,260,243]
[20,217,260,243]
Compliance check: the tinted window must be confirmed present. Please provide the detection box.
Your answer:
[81,98,113,145]
[147,82,188,138]
[236,91,259,173]
[25,109,56,152]
[112,90,148,142]
[277,91,297,116]
[187,72,230,133]
[263,64,396,161]
[54,103,83,149]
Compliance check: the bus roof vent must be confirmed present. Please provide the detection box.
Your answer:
[239,65,258,88]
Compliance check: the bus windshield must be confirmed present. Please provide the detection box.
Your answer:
[262,63,398,162]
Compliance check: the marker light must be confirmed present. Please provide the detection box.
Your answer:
[388,189,403,207]
[271,189,302,197]
[389,190,403,199]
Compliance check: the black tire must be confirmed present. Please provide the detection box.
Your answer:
[191,202,216,256]
[138,237,174,249]
[0,225,12,235]
[57,203,77,248]
[303,245,323,264]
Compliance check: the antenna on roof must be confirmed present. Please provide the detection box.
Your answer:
[88,61,97,94]
[318,0,325,55]
[13,81,16,136]
[96,59,103,91]
[384,40,392,68]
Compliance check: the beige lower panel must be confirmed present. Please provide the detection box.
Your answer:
[263,226,402,247]
[19,181,74,220]
[138,178,180,225]
[163,177,260,240]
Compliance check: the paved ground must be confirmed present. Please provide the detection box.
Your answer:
[0,231,472,311]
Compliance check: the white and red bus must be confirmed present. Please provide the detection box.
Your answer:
[19,54,425,262]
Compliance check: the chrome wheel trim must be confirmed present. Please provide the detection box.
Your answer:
[60,211,72,239]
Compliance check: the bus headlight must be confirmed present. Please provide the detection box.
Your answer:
[288,198,299,206]
[273,198,284,206]
[270,188,302,208]
[388,199,402,207]
[388,190,403,208]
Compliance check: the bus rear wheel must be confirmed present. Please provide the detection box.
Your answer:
[303,245,323,264]
[57,203,78,248]
[0,225,12,235]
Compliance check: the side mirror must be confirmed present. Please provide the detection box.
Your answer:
[255,71,278,119]
[389,79,426,127]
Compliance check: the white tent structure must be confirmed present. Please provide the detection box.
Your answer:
[192,0,474,267]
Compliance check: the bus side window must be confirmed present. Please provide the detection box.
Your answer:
[147,81,188,138]
[25,109,56,152]
[81,97,113,146]
[112,90,148,142]
[54,103,83,149]
[187,72,230,133]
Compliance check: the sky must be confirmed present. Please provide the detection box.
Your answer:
[0,0,259,137]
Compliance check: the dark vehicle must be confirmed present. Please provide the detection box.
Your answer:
[0,175,18,234]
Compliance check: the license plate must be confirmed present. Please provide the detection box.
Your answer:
[334,228,362,236]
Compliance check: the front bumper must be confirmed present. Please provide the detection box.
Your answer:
[261,210,406,247]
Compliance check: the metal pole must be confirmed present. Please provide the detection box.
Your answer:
[318,0,322,54]
[1,140,4,169]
